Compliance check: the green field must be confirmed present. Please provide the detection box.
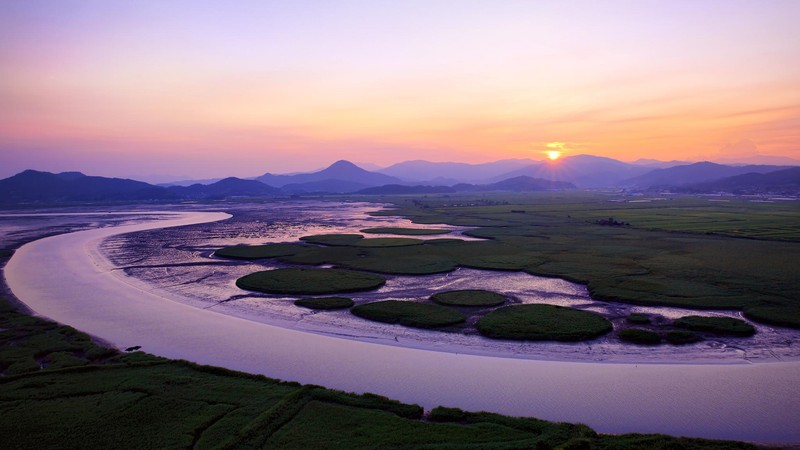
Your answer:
[0,297,761,449]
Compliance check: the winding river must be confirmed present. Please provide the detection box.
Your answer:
[4,210,800,443]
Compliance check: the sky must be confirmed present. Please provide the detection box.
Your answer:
[1,0,799,181]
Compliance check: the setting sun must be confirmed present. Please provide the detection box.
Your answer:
[546,151,561,160]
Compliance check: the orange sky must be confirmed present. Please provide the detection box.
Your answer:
[1,1,798,181]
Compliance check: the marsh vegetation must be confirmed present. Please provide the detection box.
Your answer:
[213,192,798,347]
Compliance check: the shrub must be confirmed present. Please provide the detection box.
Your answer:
[619,328,661,345]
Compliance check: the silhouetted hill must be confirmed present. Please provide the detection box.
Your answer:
[256,160,401,188]
[159,177,224,187]
[491,155,649,187]
[378,159,538,183]
[281,179,370,194]
[630,159,689,168]
[680,167,800,194]
[0,170,176,204]
[455,176,575,192]
[55,171,88,181]
[356,184,456,195]
[167,177,280,199]
[622,162,789,188]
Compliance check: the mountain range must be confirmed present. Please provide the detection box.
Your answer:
[1,156,797,205]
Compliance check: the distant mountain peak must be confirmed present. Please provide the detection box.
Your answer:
[56,171,87,181]
[328,160,360,170]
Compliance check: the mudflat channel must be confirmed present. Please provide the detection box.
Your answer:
[3,204,800,443]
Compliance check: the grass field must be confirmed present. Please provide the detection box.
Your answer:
[0,297,761,449]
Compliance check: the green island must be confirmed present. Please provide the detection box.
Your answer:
[674,316,757,337]
[294,297,355,310]
[430,289,507,307]
[626,313,652,325]
[236,268,386,295]
[351,300,466,329]
[360,227,452,235]
[477,304,613,341]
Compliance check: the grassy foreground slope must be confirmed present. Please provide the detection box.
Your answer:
[0,297,759,449]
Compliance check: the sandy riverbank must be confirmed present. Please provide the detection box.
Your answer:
[5,211,800,443]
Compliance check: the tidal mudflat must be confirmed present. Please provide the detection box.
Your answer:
[98,201,800,363]
[4,204,800,442]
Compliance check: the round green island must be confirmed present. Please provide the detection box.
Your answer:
[477,304,612,341]
[351,300,466,329]
[430,290,507,307]
[236,268,385,295]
